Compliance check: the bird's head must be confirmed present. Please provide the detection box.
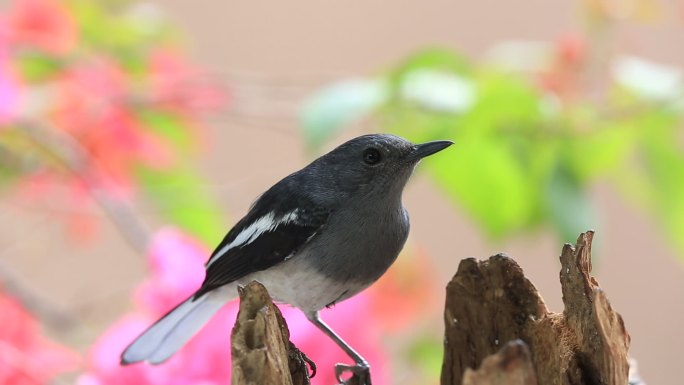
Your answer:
[308,133,453,201]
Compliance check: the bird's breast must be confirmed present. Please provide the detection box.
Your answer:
[304,204,410,284]
[239,205,409,312]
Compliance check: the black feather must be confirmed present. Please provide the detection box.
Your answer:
[194,183,330,299]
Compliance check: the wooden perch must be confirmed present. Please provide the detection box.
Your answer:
[229,232,634,385]
[441,231,631,385]
[231,281,312,385]
[462,340,537,385]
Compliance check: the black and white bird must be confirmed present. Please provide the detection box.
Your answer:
[121,133,452,384]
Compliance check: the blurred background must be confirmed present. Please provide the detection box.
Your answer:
[1,0,683,384]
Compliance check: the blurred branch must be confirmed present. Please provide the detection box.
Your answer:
[0,258,76,331]
[0,118,151,329]
[16,119,150,253]
[0,118,152,329]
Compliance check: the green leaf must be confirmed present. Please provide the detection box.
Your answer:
[406,335,443,379]
[427,137,534,238]
[0,143,23,184]
[564,111,638,181]
[384,68,548,238]
[459,72,544,136]
[388,49,471,87]
[69,0,172,59]
[137,110,196,154]
[136,166,224,246]
[301,47,684,259]
[637,110,684,253]
[16,53,64,82]
[300,78,387,150]
[546,165,596,244]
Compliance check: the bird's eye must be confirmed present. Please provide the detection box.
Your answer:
[362,148,382,165]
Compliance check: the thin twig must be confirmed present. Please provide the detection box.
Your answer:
[0,120,151,329]
[17,120,151,252]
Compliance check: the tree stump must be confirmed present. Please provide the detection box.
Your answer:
[231,281,312,385]
[462,340,537,385]
[441,231,631,385]
[229,231,636,385]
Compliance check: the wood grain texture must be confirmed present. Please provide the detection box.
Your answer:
[441,231,631,385]
[462,340,537,385]
[231,281,311,385]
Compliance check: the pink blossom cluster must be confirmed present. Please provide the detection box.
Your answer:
[79,228,390,385]
[0,290,79,385]
[0,0,225,240]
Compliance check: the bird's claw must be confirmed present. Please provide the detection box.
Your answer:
[334,362,371,385]
[288,342,316,381]
[301,352,317,378]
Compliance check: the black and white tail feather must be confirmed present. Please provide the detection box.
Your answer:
[120,287,234,364]
[121,179,329,365]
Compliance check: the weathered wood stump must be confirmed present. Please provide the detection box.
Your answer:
[442,231,631,385]
[231,281,312,385]
[231,231,635,385]
[462,340,538,385]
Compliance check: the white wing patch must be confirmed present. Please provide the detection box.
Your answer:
[206,209,300,268]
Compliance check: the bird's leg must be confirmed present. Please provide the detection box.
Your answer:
[306,311,371,385]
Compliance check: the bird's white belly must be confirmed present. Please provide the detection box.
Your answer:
[238,257,361,313]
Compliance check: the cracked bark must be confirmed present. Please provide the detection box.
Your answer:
[441,231,632,385]
[231,281,312,385]
[462,340,538,385]
[230,231,635,385]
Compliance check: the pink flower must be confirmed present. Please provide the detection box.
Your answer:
[147,50,227,115]
[10,172,102,244]
[536,33,586,102]
[8,0,77,54]
[284,298,389,385]
[49,58,175,197]
[1,0,227,245]
[79,229,234,385]
[0,17,21,126]
[0,64,19,125]
[80,228,391,384]
[0,291,79,385]
[134,228,208,315]
[367,247,441,332]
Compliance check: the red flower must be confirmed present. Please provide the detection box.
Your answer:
[537,33,586,102]
[368,246,440,332]
[147,50,227,115]
[50,58,175,196]
[0,291,79,385]
[8,0,77,54]
[285,297,390,385]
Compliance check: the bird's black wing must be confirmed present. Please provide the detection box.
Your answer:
[194,190,330,298]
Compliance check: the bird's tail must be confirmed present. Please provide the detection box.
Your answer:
[121,287,233,365]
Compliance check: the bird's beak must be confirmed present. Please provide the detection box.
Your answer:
[410,140,453,161]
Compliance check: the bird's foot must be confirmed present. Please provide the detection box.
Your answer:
[288,342,317,381]
[334,361,371,385]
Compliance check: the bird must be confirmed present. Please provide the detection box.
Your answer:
[120,133,453,385]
